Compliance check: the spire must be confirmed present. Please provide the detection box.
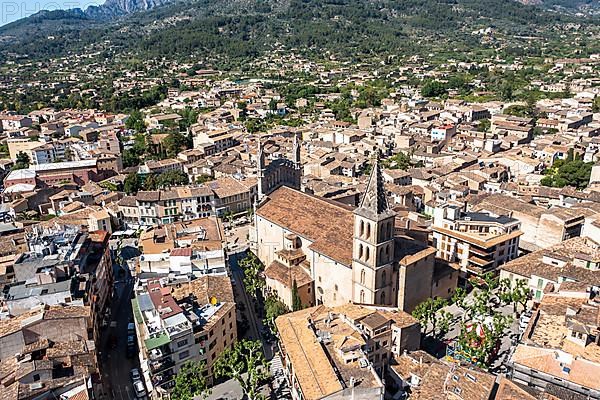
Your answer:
[257,135,266,200]
[292,134,301,166]
[257,135,265,171]
[355,154,394,220]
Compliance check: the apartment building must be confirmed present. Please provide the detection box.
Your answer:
[191,125,240,154]
[0,305,98,400]
[123,179,252,228]
[500,236,600,303]
[14,159,99,187]
[509,291,600,399]
[471,194,586,252]
[9,225,113,341]
[432,204,522,276]
[132,275,236,398]
[491,114,534,142]
[139,158,184,175]
[275,303,420,400]
[390,350,497,399]
[138,217,227,276]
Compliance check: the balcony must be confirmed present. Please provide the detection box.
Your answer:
[152,369,175,387]
[149,357,175,373]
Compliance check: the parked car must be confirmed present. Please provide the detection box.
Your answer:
[133,380,147,398]
[130,368,141,382]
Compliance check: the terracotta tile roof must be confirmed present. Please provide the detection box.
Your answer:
[495,376,538,400]
[511,345,600,391]
[501,237,600,285]
[409,361,496,400]
[257,186,354,266]
[264,261,312,288]
[275,306,345,400]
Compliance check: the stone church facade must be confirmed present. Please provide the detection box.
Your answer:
[253,157,438,312]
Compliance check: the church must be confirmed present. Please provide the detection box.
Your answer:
[252,153,442,313]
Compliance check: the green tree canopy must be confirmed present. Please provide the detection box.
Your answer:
[213,340,269,400]
[421,80,447,98]
[124,172,142,195]
[171,361,209,400]
[13,151,30,170]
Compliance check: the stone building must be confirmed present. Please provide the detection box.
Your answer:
[257,135,302,200]
[254,158,442,313]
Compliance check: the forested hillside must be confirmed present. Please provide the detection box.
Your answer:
[0,0,597,64]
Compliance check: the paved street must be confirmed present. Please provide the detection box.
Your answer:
[98,237,141,400]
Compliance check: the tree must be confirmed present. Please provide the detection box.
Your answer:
[382,152,411,170]
[477,119,491,132]
[123,172,142,195]
[264,296,288,332]
[451,287,468,310]
[268,98,278,111]
[498,278,529,316]
[541,157,593,189]
[155,169,189,188]
[171,361,209,400]
[421,80,447,98]
[196,174,214,184]
[500,81,514,101]
[292,280,302,312]
[13,151,30,170]
[437,310,453,338]
[213,340,269,400]
[593,96,600,113]
[240,252,265,299]
[163,131,188,158]
[412,297,448,335]
[125,110,146,133]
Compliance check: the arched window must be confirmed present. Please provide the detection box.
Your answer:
[380,291,386,305]
[334,284,338,291]
[365,247,370,262]
[381,271,387,285]
[360,290,365,303]
[358,244,363,259]
[385,245,390,262]
[360,269,365,285]
[366,223,371,240]
[359,220,365,237]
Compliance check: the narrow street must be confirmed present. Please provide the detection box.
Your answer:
[228,249,274,360]
[98,238,140,400]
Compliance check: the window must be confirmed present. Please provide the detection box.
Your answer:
[33,374,40,382]
[179,350,190,360]
[360,269,365,285]
[380,292,386,304]
[366,247,370,262]
[381,271,387,285]
[366,223,371,239]
[360,290,365,303]
[360,220,365,237]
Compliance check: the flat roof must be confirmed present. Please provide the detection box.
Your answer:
[30,159,96,171]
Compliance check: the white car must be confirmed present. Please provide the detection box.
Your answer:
[133,380,147,398]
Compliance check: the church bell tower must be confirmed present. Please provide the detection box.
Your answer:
[352,155,396,305]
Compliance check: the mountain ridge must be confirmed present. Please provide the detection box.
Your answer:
[0,0,598,64]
